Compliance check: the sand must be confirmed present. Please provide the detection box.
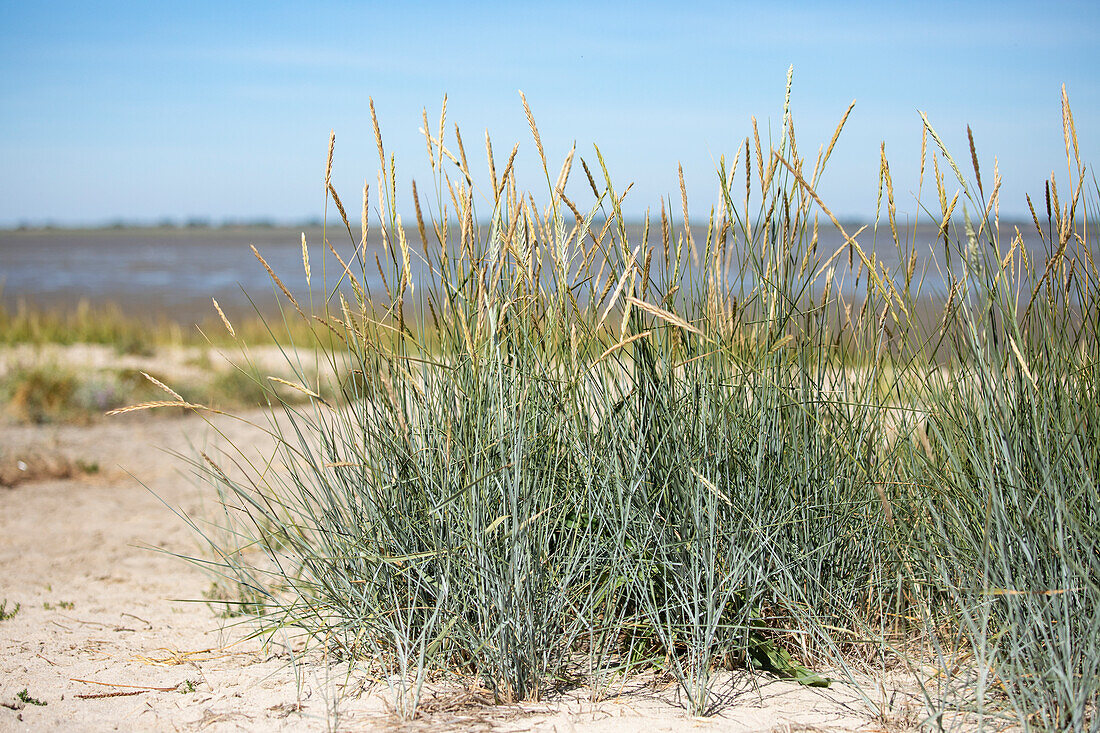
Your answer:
[0,350,926,732]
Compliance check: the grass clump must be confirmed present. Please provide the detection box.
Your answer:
[16,689,46,707]
[1,365,78,423]
[0,364,182,423]
[0,600,19,621]
[42,600,74,610]
[153,81,1100,728]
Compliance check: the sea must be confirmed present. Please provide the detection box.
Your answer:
[0,219,1088,324]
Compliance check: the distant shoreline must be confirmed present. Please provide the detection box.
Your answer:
[0,217,1047,235]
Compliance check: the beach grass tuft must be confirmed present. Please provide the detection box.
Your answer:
[135,85,1099,727]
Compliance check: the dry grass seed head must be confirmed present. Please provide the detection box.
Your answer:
[518,90,547,175]
[328,182,354,243]
[324,129,335,187]
[554,143,576,201]
[212,298,235,337]
[422,107,435,171]
[411,180,428,255]
[369,98,385,171]
[250,245,303,317]
[301,232,310,287]
[815,100,855,186]
[752,116,765,193]
[141,371,183,402]
[453,124,472,185]
[966,125,983,197]
[485,129,498,200]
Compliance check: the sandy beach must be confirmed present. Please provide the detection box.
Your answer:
[0,347,929,732]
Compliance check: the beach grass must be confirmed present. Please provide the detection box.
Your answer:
[116,83,1099,728]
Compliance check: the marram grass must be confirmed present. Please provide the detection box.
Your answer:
[137,83,1097,728]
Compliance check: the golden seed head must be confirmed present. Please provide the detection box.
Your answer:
[301,232,310,286]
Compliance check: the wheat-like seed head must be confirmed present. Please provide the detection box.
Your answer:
[518,90,547,173]
[560,192,584,228]
[920,112,967,192]
[1062,85,1074,183]
[251,245,303,316]
[328,182,353,242]
[212,298,235,337]
[301,232,310,287]
[107,400,207,416]
[324,129,335,187]
[140,371,183,401]
[751,117,764,193]
[397,214,411,296]
[626,296,703,336]
[815,100,855,187]
[485,129,498,201]
[554,143,575,201]
[454,124,472,185]
[933,154,947,214]
[369,98,384,172]
[437,94,448,167]
[980,161,1002,235]
[581,158,600,200]
[882,144,898,246]
[678,163,696,265]
[411,180,428,255]
[1050,173,1061,232]
[786,114,799,166]
[497,143,519,200]
[939,192,959,242]
[422,107,435,171]
[589,330,651,373]
[1026,194,1046,245]
[1062,85,1081,176]
[389,153,397,218]
[267,376,324,402]
[967,125,983,197]
[782,64,794,144]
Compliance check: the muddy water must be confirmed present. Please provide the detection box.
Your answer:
[0,221,1085,324]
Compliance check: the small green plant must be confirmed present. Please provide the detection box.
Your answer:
[0,600,19,621]
[42,601,74,610]
[16,689,46,706]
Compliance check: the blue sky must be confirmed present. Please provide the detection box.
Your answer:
[1,0,1097,225]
